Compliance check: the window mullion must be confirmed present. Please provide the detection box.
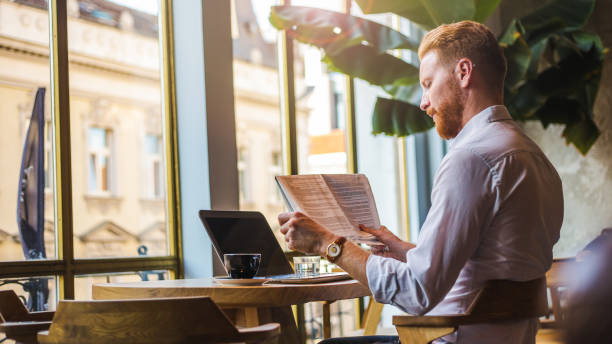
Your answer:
[343,0,357,175]
[278,0,298,176]
[160,0,182,276]
[48,0,74,300]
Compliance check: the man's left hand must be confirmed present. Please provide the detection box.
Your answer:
[278,211,336,256]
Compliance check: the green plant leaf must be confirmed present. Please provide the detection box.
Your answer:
[353,0,436,29]
[415,0,475,27]
[561,117,600,155]
[506,81,547,119]
[473,0,503,22]
[533,97,599,155]
[518,0,596,44]
[525,38,548,79]
[354,0,500,29]
[270,6,420,55]
[534,97,583,128]
[572,30,605,58]
[322,45,419,86]
[502,35,532,90]
[505,26,605,154]
[372,97,433,136]
[382,83,422,105]
[535,40,603,97]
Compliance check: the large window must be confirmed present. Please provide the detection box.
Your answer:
[0,0,178,306]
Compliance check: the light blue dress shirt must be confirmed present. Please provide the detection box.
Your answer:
[366,105,563,343]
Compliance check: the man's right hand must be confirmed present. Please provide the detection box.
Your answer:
[359,225,415,262]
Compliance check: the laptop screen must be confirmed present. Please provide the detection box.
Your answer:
[198,210,294,276]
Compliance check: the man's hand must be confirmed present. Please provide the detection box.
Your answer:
[360,225,415,262]
[278,212,337,256]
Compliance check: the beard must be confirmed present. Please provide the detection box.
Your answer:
[430,80,464,139]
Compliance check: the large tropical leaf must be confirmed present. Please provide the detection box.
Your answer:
[353,0,500,30]
[504,31,604,153]
[512,0,595,44]
[561,117,600,155]
[382,83,422,105]
[473,0,503,23]
[372,97,433,136]
[270,6,420,55]
[353,0,436,29]
[416,0,475,27]
[533,97,599,155]
[499,23,532,90]
[322,45,419,86]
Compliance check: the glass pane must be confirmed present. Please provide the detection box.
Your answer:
[0,276,58,312]
[291,0,349,174]
[145,134,159,154]
[88,127,107,148]
[0,0,56,261]
[75,271,170,300]
[67,1,169,258]
[232,0,287,245]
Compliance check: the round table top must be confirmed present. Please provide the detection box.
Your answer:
[92,277,371,307]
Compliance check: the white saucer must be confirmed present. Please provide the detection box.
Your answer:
[213,276,269,286]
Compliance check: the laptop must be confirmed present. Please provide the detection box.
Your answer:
[198,210,351,283]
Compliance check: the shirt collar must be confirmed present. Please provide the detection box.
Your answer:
[449,105,511,148]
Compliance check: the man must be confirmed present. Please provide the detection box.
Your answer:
[279,21,563,343]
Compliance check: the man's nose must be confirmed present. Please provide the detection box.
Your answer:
[420,94,429,111]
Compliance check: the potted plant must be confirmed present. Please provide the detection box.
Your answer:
[270,0,606,154]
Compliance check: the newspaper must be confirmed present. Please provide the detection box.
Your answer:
[275,174,381,245]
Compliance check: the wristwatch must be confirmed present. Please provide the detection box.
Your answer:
[325,237,347,263]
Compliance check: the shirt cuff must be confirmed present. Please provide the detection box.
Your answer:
[366,254,399,305]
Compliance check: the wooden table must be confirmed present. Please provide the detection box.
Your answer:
[93,278,370,344]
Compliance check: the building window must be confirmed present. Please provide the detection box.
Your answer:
[237,146,250,203]
[269,151,282,204]
[144,134,163,199]
[44,121,53,192]
[330,72,346,131]
[88,127,113,195]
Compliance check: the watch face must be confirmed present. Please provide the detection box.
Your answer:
[328,243,340,257]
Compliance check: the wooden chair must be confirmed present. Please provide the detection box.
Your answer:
[0,290,54,344]
[536,258,574,344]
[541,258,573,328]
[393,278,547,344]
[37,296,280,344]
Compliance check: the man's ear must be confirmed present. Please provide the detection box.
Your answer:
[456,58,474,88]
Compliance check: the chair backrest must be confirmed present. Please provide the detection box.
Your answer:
[465,277,548,322]
[38,296,242,344]
[392,278,550,344]
[545,258,573,323]
[0,290,30,322]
